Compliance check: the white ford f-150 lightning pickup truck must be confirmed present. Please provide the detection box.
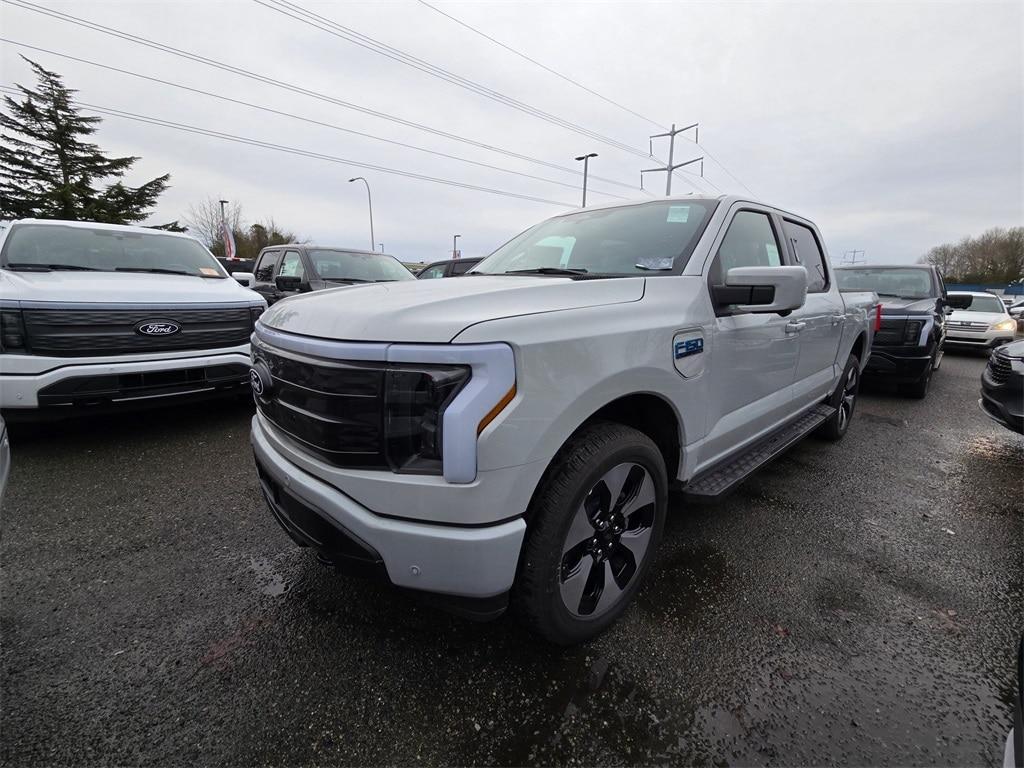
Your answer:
[249,195,877,643]
[0,219,266,419]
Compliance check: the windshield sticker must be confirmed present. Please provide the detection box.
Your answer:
[765,243,779,262]
[199,267,219,276]
[666,205,690,223]
[636,257,675,270]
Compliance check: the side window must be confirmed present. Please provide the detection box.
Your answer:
[419,264,446,279]
[712,211,781,284]
[936,270,947,298]
[254,250,279,282]
[278,250,305,279]
[450,260,475,275]
[783,220,827,293]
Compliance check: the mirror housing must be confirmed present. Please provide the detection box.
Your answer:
[275,275,309,292]
[232,272,255,288]
[715,266,808,314]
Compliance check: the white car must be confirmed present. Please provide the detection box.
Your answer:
[945,291,1018,351]
[0,219,266,418]
[249,194,877,643]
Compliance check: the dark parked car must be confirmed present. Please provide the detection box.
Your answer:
[836,265,948,398]
[980,339,1024,435]
[251,245,415,305]
[416,257,483,279]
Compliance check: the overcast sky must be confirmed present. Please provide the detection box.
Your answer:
[2,0,1021,263]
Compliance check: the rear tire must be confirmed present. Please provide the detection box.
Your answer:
[818,354,860,442]
[512,422,667,645]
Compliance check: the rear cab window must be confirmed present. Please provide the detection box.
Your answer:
[783,220,828,292]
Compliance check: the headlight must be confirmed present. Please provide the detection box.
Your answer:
[903,319,924,343]
[0,310,26,353]
[990,318,1016,332]
[249,305,265,330]
[384,364,470,474]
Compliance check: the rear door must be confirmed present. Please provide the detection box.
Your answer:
[782,218,846,408]
[699,205,800,468]
[252,248,282,304]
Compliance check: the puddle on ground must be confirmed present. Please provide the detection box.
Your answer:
[250,556,289,597]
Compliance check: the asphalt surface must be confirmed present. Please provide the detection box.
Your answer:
[2,351,1021,766]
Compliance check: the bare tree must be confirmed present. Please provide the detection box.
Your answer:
[919,226,1024,283]
[184,197,243,248]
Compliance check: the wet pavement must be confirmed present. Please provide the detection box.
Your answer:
[1,351,1021,766]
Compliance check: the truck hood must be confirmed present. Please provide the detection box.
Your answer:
[0,269,263,306]
[878,296,937,314]
[259,275,646,343]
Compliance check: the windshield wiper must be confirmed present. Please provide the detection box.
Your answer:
[115,266,192,276]
[5,262,100,272]
[634,264,672,271]
[504,267,588,276]
[323,277,372,283]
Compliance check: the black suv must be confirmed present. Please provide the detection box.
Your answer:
[980,340,1024,434]
[251,246,416,305]
[836,265,948,398]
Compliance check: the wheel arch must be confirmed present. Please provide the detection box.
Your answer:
[522,391,683,524]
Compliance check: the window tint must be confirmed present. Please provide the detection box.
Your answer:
[418,264,446,279]
[712,211,781,283]
[450,260,475,275]
[278,250,304,279]
[783,220,827,292]
[254,250,279,282]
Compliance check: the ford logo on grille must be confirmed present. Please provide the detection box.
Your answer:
[135,320,181,336]
[250,363,273,398]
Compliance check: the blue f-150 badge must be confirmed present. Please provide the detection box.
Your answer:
[674,337,704,359]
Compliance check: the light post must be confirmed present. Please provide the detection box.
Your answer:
[348,177,375,252]
[452,234,461,260]
[378,243,384,252]
[574,153,597,207]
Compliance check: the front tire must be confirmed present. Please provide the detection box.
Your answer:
[512,422,667,645]
[900,355,934,399]
[818,354,860,441]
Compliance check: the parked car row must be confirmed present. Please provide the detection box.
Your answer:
[0,196,1019,643]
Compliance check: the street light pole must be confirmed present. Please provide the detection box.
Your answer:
[348,177,375,252]
[574,153,598,207]
[378,243,384,252]
[452,234,461,260]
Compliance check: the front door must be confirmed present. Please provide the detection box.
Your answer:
[699,207,799,470]
[782,218,845,408]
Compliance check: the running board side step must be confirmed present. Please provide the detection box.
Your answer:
[683,404,835,499]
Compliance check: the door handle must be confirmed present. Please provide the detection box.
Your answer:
[785,321,807,334]
[831,314,844,326]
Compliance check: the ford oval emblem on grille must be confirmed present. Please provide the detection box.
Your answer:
[135,320,181,336]
[250,363,273,398]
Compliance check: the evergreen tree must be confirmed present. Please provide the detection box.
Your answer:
[0,56,169,223]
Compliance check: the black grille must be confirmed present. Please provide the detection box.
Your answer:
[23,305,254,357]
[874,318,906,346]
[988,352,1012,384]
[253,345,389,468]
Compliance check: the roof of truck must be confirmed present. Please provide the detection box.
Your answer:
[6,218,199,241]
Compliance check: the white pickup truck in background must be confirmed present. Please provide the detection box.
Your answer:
[0,219,266,418]
[249,194,877,643]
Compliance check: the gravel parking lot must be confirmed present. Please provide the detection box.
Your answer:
[2,351,1021,766]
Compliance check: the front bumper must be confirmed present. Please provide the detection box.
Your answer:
[946,330,1015,349]
[0,348,252,411]
[251,415,526,601]
[864,346,933,382]
[980,366,1024,435]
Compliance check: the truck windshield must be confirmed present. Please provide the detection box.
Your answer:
[1,223,226,278]
[836,267,934,299]
[472,199,716,276]
[308,250,415,282]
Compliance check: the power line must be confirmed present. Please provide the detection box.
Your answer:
[1,0,642,192]
[0,38,629,201]
[0,85,576,207]
[254,0,655,160]
[415,0,668,132]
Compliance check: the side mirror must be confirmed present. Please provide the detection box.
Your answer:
[943,305,954,315]
[232,272,255,288]
[714,266,808,314]
[275,275,309,292]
